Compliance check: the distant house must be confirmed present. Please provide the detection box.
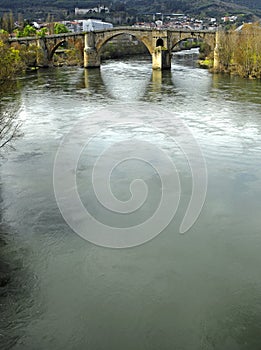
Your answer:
[75,6,110,16]
[222,15,237,23]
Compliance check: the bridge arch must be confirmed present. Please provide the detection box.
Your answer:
[169,32,215,53]
[95,31,154,55]
[171,37,203,51]
[49,40,66,60]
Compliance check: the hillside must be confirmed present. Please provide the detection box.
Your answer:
[124,0,261,18]
[0,0,260,22]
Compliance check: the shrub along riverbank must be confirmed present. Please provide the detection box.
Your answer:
[0,37,25,82]
[214,23,261,78]
[0,32,41,83]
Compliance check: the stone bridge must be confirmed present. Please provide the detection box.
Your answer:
[9,27,219,70]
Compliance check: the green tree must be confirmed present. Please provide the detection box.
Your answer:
[0,41,25,82]
[15,24,37,37]
[37,27,47,38]
[54,23,69,34]
[0,29,8,36]
[22,24,37,37]
[19,43,40,67]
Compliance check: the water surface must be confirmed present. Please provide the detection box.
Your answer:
[0,54,261,350]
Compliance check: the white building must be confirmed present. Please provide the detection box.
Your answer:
[75,6,110,16]
[82,19,113,32]
[65,19,113,32]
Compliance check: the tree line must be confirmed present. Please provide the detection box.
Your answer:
[0,11,69,36]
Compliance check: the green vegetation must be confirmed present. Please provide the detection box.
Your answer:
[54,23,69,34]
[198,59,213,68]
[216,23,261,78]
[37,27,48,38]
[53,47,83,66]
[0,30,42,82]
[15,24,37,37]
[0,39,25,82]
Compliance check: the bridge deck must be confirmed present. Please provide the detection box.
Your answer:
[8,26,216,42]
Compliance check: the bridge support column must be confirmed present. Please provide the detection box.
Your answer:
[213,30,221,71]
[36,38,49,67]
[84,48,100,68]
[152,47,171,70]
[84,33,100,68]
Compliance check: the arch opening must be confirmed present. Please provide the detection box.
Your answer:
[99,33,151,63]
[50,39,83,66]
[49,40,67,60]
[156,38,164,47]
[171,38,204,52]
[171,37,212,61]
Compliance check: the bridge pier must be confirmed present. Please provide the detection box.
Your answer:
[152,47,171,70]
[84,32,101,68]
[84,47,101,68]
[213,30,221,71]
[36,38,50,67]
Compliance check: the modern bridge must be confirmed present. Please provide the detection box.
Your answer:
[9,27,219,70]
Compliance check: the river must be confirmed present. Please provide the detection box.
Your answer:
[0,53,261,349]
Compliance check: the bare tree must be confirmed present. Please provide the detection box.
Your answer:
[0,102,21,149]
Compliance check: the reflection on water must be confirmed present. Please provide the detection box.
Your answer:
[0,54,261,350]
